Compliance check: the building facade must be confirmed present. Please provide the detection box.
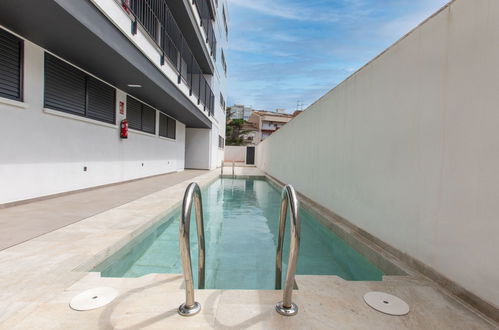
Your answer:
[247,111,295,144]
[0,0,229,204]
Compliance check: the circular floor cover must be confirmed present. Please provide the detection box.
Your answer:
[70,287,118,311]
[363,292,410,316]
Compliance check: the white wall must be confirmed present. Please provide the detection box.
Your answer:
[256,0,499,307]
[185,128,211,169]
[225,146,246,162]
[0,40,186,204]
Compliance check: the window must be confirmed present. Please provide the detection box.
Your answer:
[44,53,115,124]
[221,50,227,76]
[126,96,156,134]
[159,113,176,140]
[0,28,23,101]
[218,135,224,149]
[222,7,228,39]
[219,92,225,110]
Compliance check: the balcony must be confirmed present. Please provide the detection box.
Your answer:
[0,0,213,128]
[123,0,215,117]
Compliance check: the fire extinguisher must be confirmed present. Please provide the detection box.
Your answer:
[120,119,128,139]
[122,0,131,12]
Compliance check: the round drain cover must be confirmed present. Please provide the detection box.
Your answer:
[364,292,409,316]
[70,287,118,311]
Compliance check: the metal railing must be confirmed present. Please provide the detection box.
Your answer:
[275,185,301,316]
[122,0,215,116]
[193,0,217,58]
[178,183,206,316]
[232,161,235,177]
[220,160,224,175]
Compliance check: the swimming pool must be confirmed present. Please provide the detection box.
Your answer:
[94,177,384,289]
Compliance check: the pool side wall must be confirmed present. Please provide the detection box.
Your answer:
[255,0,499,321]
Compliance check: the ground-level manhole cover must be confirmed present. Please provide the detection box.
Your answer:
[69,287,118,311]
[364,292,410,316]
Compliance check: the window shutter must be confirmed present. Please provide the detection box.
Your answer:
[159,113,168,138]
[141,104,156,134]
[167,116,176,139]
[126,96,142,130]
[0,29,22,101]
[87,76,116,124]
[44,54,86,116]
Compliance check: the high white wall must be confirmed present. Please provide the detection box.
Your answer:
[256,0,499,307]
[0,40,186,204]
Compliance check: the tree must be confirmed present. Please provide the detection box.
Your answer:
[226,118,248,146]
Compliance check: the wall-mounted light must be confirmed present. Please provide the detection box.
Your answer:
[127,84,142,88]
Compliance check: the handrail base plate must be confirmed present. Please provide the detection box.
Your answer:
[178,302,201,317]
[275,301,298,316]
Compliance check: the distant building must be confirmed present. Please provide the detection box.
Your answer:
[228,104,254,121]
[240,122,259,145]
[248,111,295,143]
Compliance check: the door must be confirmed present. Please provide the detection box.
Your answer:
[246,146,255,165]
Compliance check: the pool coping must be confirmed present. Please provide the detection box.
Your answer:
[75,173,221,273]
[89,173,392,286]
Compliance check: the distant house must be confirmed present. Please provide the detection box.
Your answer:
[248,111,295,144]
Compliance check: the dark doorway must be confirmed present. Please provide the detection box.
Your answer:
[246,147,255,165]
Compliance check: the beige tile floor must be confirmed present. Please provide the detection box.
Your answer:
[0,170,208,250]
[0,168,496,329]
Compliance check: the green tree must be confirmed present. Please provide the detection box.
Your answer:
[226,118,248,146]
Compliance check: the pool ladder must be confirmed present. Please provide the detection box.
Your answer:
[178,183,206,316]
[220,161,235,177]
[177,182,301,317]
[275,184,301,316]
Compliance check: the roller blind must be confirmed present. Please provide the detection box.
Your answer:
[0,28,22,101]
[44,53,116,124]
[127,95,157,134]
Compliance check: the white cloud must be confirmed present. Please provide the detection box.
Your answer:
[377,0,449,41]
[228,0,342,22]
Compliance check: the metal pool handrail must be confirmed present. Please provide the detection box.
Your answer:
[275,184,301,316]
[221,160,224,175]
[178,183,206,316]
[232,161,235,176]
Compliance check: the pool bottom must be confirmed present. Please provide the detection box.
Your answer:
[94,177,385,290]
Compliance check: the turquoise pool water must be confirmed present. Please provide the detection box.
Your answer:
[95,177,383,289]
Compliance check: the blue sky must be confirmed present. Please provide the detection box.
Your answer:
[226,0,449,112]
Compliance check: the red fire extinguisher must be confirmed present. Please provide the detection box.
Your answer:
[120,119,128,139]
[122,0,131,12]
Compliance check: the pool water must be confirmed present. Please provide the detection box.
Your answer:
[95,178,384,289]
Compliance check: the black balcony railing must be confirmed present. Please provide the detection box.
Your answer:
[193,0,217,58]
[122,0,215,116]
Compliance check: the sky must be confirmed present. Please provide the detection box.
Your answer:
[226,0,450,112]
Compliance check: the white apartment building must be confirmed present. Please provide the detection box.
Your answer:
[0,0,229,205]
[228,104,253,121]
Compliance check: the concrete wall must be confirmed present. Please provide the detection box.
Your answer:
[185,128,211,169]
[224,146,246,162]
[256,0,499,307]
[0,39,186,204]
